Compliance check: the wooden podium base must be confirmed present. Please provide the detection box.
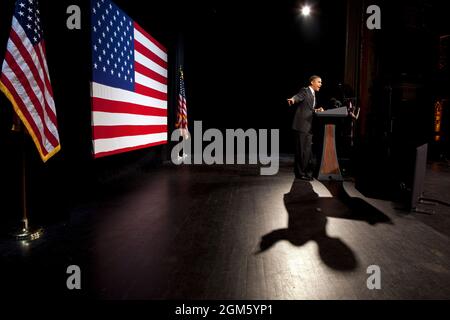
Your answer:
[318,124,343,181]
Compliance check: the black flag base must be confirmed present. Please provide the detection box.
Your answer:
[13,218,43,242]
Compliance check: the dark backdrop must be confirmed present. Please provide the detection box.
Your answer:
[182,0,347,151]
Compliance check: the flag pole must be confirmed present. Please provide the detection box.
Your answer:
[14,127,43,242]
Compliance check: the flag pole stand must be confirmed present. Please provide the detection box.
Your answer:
[13,128,43,242]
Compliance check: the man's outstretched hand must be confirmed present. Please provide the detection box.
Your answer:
[287,98,295,106]
[315,107,325,113]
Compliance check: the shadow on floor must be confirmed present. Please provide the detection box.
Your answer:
[321,180,394,226]
[258,180,393,271]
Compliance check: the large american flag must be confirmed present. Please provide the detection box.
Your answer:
[0,0,60,162]
[91,0,168,158]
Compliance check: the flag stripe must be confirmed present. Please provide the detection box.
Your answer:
[9,29,54,116]
[37,42,54,96]
[92,97,167,117]
[4,47,49,141]
[13,19,56,104]
[94,132,168,155]
[36,42,56,111]
[93,125,167,140]
[135,71,167,94]
[12,20,51,96]
[94,140,167,159]
[135,61,167,85]
[92,82,167,109]
[134,83,167,101]
[4,54,57,151]
[12,19,58,130]
[134,40,167,70]
[179,97,186,108]
[8,24,51,110]
[33,44,58,129]
[93,111,167,126]
[0,73,46,154]
[134,51,167,78]
[8,32,59,142]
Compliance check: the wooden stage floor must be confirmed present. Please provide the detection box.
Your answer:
[1,160,450,299]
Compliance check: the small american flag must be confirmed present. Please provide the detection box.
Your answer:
[0,0,60,162]
[91,0,168,158]
[176,67,188,138]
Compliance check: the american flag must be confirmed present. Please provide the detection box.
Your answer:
[0,0,60,162]
[91,0,168,158]
[176,67,188,136]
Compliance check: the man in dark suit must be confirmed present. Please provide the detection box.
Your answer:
[287,75,324,181]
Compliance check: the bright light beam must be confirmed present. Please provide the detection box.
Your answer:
[301,5,311,16]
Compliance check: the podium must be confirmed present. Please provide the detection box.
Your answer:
[315,107,348,181]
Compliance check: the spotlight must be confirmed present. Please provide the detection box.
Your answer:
[301,5,311,16]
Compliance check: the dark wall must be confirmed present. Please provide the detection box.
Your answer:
[353,0,447,200]
[363,0,448,145]
[182,0,347,152]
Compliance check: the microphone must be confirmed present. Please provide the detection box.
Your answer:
[330,97,342,109]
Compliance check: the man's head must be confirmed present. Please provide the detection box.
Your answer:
[309,75,322,92]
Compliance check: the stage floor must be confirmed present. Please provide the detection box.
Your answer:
[1,158,450,299]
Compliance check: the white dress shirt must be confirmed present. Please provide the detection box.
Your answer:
[309,86,316,108]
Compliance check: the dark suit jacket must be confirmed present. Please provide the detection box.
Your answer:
[291,87,315,133]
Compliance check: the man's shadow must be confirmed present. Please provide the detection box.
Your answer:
[258,180,392,271]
